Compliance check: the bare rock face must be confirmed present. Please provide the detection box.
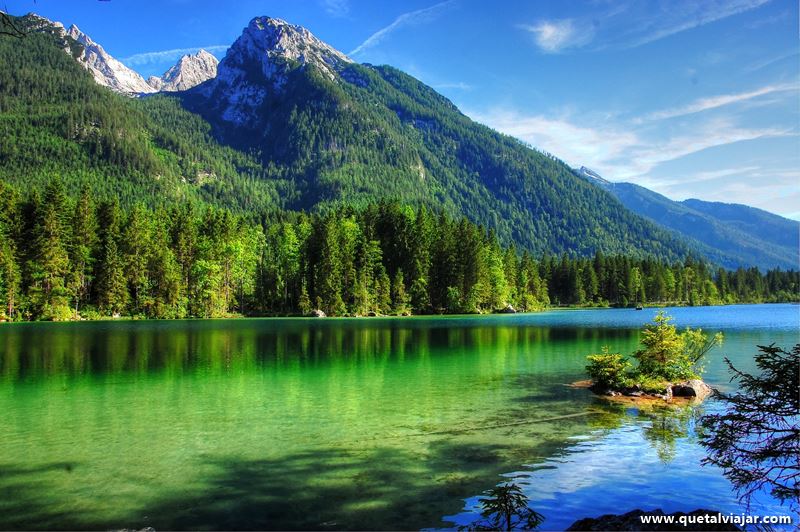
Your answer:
[66,24,157,95]
[148,50,219,92]
[196,16,352,126]
[497,304,517,314]
[311,309,326,318]
[146,76,163,91]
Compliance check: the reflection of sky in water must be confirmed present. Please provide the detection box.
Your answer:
[444,303,800,332]
[443,403,798,531]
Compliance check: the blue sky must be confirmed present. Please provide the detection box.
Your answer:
[7,0,799,219]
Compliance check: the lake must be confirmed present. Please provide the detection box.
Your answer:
[1,304,797,530]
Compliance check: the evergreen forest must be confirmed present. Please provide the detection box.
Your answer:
[1,180,796,321]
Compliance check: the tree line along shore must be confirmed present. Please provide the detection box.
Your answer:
[0,180,797,322]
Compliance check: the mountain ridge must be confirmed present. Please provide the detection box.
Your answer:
[574,167,799,270]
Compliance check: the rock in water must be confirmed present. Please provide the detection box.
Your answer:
[311,309,326,318]
[670,379,713,400]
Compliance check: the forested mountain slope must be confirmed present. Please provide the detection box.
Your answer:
[682,198,798,252]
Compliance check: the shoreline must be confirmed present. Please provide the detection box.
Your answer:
[1,301,797,325]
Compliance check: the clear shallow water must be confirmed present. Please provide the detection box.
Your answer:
[0,304,797,530]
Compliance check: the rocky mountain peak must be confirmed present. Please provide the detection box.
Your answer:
[576,166,610,186]
[20,12,62,32]
[63,22,156,95]
[196,16,353,127]
[223,16,351,83]
[147,49,219,92]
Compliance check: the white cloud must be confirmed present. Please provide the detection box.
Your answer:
[349,0,455,56]
[466,108,793,183]
[745,49,800,72]
[613,120,793,180]
[321,0,349,18]
[621,0,772,48]
[122,45,228,66]
[433,81,473,90]
[466,109,638,172]
[659,166,762,185]
[641,84,797,122]
[518,0,772,52]
[518,19,590,53]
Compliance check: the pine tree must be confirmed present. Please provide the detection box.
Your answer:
[68,185,97,314]
[96,201,128,316]
[0,184,21,319]
[391,268,411,315]
[28,180,71,319]
[123,205,154,315]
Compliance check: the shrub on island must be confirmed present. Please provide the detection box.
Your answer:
[585,312,723,400]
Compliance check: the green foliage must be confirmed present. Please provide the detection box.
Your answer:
[463,483,544,531]
[634,375,673,395]
[586,312,724,390]
[701,344,800,513]
[586,348,631,390]
[633,312,723,381]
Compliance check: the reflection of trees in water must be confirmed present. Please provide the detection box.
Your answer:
[588,401,701,464]
[642,405,700,463]
[0,322,638,380]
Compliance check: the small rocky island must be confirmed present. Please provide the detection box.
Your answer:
[581,312,722,405]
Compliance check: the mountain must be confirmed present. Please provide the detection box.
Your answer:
[18,13,218,95]
[175,16,697,259]
[192,16,351,127]
[574,167,799,270]
[16,13,156,94]
[0,14,287,211]
[3,11,781,267]
[147,49,219,92]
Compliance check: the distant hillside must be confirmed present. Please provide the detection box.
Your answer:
[574,167,799,270]
[682,198,798,251]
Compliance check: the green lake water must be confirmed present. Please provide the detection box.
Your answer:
[1,304,797,530]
